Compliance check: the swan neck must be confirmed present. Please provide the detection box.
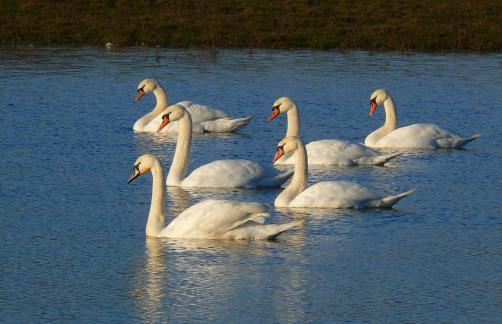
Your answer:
[285,105,301,137]
[167,113,192,186]
[153,86,169,110]
[146,160,166,237]
[275,143,308,207]
[365,96,399,146]
[383,96,398,130]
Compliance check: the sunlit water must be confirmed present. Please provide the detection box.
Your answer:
[1,47,501,322]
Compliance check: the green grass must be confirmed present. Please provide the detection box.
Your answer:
[1,0,501,51]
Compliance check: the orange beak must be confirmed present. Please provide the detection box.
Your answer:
[369,98,378,116]
[268,106,281,122]
[157,115,171,132]
[273,147,285,163]
[135,89,145,102]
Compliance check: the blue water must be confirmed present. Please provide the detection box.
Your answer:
[1,47,501,322]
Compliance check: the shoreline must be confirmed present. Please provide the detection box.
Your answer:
[1,1,500,53]
[1,44,501,55]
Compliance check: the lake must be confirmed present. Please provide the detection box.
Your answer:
[0,47,501,322]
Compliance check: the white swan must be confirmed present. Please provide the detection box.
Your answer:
[365,89,480,149]
[128,154,299,239]
[269,97,400,166]
[273,137,415,208]
[133,78,253,133]
[159,104,293,188]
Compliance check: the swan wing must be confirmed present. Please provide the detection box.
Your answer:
[161,199,270,239]
[289,181,413,208]
[178,101,229,123]
[200,116,253,132]
[275,139,398,166]
[181,159,287,188]
[376,124,479,149]
[139,103,250,133]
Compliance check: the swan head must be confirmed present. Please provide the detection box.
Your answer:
[369,89,390,116]
[273,136,302,163]
[128,154,158,183]
[157,104,186,132]
[269,97,296,122]
[135,78,160,102]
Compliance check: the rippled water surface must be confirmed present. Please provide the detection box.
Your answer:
[1,47,501,322]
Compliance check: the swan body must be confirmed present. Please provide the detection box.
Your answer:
[160,104,292,188]
[287,181,415,208]
[365,89,480,149]
[277,139,401,166]
[133,79,253,133]
[128,154,299,240]
[269,97,400,166]
[273,137,415,208]
[179,159,292,188]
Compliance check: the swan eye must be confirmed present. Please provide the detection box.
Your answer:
[272,104,281,112]
[162,113,171,120]
[134,162,141,173]
[137,86,145,93]
[370,97,377,103]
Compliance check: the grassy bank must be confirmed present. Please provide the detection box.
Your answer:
[1,0,501,51]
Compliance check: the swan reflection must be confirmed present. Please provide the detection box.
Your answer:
[132,224,310,321]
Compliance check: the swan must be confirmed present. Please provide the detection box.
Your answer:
[365,89,480,149]
[158,104,293,188]
[268,97,401,166]
[128,154,299,239]
[133,78,253,133]
[273,136,415,208]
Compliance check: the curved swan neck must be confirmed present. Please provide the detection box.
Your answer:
[275,142,308,207]
[147,159,166,237]
[285,104,301,137]
[153,86,169,110]
[365,96,398,146]
[383,96,398,130]
[167,113,192,186]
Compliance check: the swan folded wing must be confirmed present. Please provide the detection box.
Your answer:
[289,181,387,208]
[181,159,265,188]
[162,199,268,238]
[376,124,464,149]
[276,139,380,165]
[306,140,379,165]
[256,166,293,187]
[179,102,229,123]
[200,116,253,133]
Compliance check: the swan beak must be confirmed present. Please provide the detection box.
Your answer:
[268,106,280,122]
[135,89,145,102]
[369,98,378,116]
[128,171,140,184]
[157,115,171,132]
[273,147,285,163]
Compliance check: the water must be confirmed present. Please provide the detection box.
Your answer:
[1,47,501,322]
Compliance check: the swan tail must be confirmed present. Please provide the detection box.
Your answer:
[257,169,294,187]
[455,134,480,148]
[354,152,402,166]
[379,188,416,207]
[201,116,254,133]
